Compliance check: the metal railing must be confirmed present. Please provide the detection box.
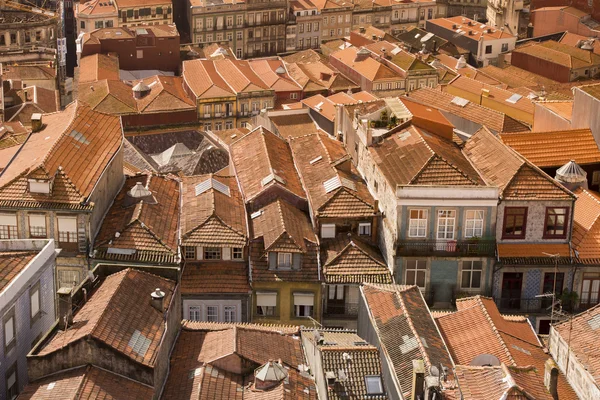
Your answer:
[494,297,599,314]
[397,239,496,257]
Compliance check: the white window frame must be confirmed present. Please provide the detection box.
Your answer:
[30,286,40,319]
[408,209,427,238]
[206,305,218,322]
[4,314,15,348]
[464,210,484,238]
[277,252,292,269]
[224,305,236,322]
[0,213,17,239]
[293,292,314,317]
[256,292,277,316]
[358,222,371,236]
[365,375,384,395]
[189,306,201,321]
[321,223,336,238]
[437,210,456,240]
[461,260,483,290]
[405,260,427,289]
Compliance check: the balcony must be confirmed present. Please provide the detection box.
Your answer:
[397,239,496,257]
[494,297,597,314]
[324,302,358,318]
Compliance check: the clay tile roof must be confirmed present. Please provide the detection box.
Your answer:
[290,133,375,219]
[406,87,530,134]
[302,94,336,121]
[78,54,120,83]
[370,124,483,187]
[251,199,316,253]
[181,174,247,247]
[572,188,600,262]
[514,40,600,69]
[269,113,319,139]
[436,296,579,400]
[248,59,301,92]
[331,46,401,82]
[135,75,196,113]
[94,174,179,262]
[553,304,600,386]
[361,284,454,398]
[230,126,306,202]
[18,365,155,400]
[182,59,235,99]
[181,262,250,294]
[500,129,600,168]
[36,269,176,367]
[78,79,137,114]
[463,127,574,200]
[320,235,392,284]
[1,64,56,80]
[0,251,37,292]
[0,102,122,209]
[162,323,316,400]
[538,100,573,122]
[428,16,515,40]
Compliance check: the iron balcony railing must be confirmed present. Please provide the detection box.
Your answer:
[397,239,496,257]
[494,297,599,314]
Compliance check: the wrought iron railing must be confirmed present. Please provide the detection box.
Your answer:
[397,239,496,257]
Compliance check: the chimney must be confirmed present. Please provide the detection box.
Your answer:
[372,34,377,40]
[455,55,467,70]
[31,113,43,132]
[555,160,588,191]
[151,288,166,313]
[544,358,559,400]
[481,88,491,97]
[355,48,371,62]
[359,26,365,33]
[411,359,425,400]
[57,287,73,330]
[432,39,437,53]
[132,81,151,99]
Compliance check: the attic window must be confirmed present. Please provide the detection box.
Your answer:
[69,129,90,145]
[261,173,286,187]
[251,210,263,219]
[323,176,356,193]
[505,93,522,104]
[28,179,51,194]
[195,178,231,197]
[451,96,469,107]
[309,156,323,165]
[365,376,384,395]
[128,329,151,357]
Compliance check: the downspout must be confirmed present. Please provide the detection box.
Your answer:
[568,196,576,292]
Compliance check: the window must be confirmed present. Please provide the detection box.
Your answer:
[437,210,456,240]
[290,92,298,99]
[365,376,384,395]
[408,209,427,238]
[405,260,427,289]
[204,247,221,260]
[206,306,218,322]
[294,293,314,317]
[184,246,196,260]
[189,306,201,321]
[3,308,15,352]
[465,210,484,238]
[501,43,509,52]
[58,269,80,289]
[503,207,527,239]
[6,363,17,400]
[485,45,492,54]
[277,252,292,269]
[28,214,46,238]
[544,208,568,238]
[321,224,336,238]
[359,222,371,236]
[57,216,78,244]
[0,213,17,239]
[232,247,243,260]
[80,21,85,29]
[30,282,41,324]
[256,292,276,316]
[237,31,243,40]
[95,21,103,29]
[581,276,600,307]
[428,8,433,19]
[224,306,236,322]
[461,261,482,289]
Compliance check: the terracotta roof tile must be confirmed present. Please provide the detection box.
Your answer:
[181,174,247,247]
[500,129,600,168]
[37,269,176,367]
[248,59,301,92]
[290,133,375,219]
[94,174,180,260]
[182,59,236,99]
[270,113,319,139]
[78,54,120,83]
[362,284,454,398]
[283,53,359,94]
[497,243,571,258]
[514,40,600,69]
[320,235,392,284]
[427,16,515,40]
[181,262,250,294]
[0,251,37,292]
[230,126,306,202]
[331,46,401,82]
[572,188,600,262]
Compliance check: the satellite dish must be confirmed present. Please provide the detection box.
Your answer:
[470,354,501,367]
[430,365,440,377]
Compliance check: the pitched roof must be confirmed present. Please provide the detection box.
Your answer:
[406,87,530,133]
[572,188,600,262]
[537,100,573,122]
[181,262,250,294]
[248,59,301,92]
[283,51,359,93]
[18,365,154,400]
[560,32,600,55]
[162,323,317,400]
[269,113,320,139]
[0,102,123,209]
[331,46,401,82]
[251,199,316,253]
[94,174,180,263]
[230,126,306,203]
[427,16,516,40]
[361,284,454,398]
[320,235,392,284]
[290,133,375,219]
[477,64,558,89]
[553,304,600,387]
[1,64,56,80]
[436,296,578,400]
[181,174,247,247]
[514,40,600,69]
[463,127,574,200]
[0,251,37,293]
[182,59,236,99]
[500,129,600,168]
[369,124,484,187]
[36,269,176,367]
[78,53,120,83]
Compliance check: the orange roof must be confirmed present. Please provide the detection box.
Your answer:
[500,128,600,168]
[248,59,301,92]
[181,262,250,294]
[497,243,571,258]
[76,0,117,16]
[559,32,600,55]
[0,251,37,292]
[37,269,176,367]
[331,46,401,82]
[78,53,120,83]
[538,101,573,121]
[572,188,600,261]
[514,40,600,69]
[182,59,235,99]
[428,16,516,40]
[302,94,336,121]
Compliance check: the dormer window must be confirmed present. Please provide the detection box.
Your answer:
[321,224,336,239]
[359,222,371,236]
[28,179,51,194]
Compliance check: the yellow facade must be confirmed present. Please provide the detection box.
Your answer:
[251,282,322,326]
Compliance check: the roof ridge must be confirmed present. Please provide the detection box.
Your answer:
[395,287,433,368]
[38,101,80,172]
[475,297,517,366]
[89,269,131,339]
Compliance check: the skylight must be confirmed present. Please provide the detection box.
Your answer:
[128,329,151,357]
[365,376,384,395]
[251,210,263,219]
[451,96,469,107]
[506,93,522,104]
[588,314,600,330]
[194,178,231,197]
[69,129,90,145]
[310,156,323,165]
[323,176,356,193]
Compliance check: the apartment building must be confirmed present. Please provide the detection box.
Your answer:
[486,0,526,37]
[351,0,392,32]
[287,0,322,52]
[75,0,173,35]
[530,6,600,38]
[245,0,288,57]
[390,0,441,32]
[446,0,487,21]
[314,0,353,42]
[426,16,517,66]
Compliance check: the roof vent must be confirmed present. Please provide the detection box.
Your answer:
[255,360,288,390]
[128,181,152,198]
[151,288,165,313]
[455,55,467,70]
[555,160,588,190]
[581,39,595,51]
[132,81,151,99]
[470,354,501,367]
[355,48,371,62]
[275,66,286,74]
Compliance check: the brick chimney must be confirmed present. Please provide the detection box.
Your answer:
[57,287,73,330]
[31,113,43,133]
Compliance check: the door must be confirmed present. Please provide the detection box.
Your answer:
[327,285,345,315]
[581,277,600,309]
[501,272,523,310]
